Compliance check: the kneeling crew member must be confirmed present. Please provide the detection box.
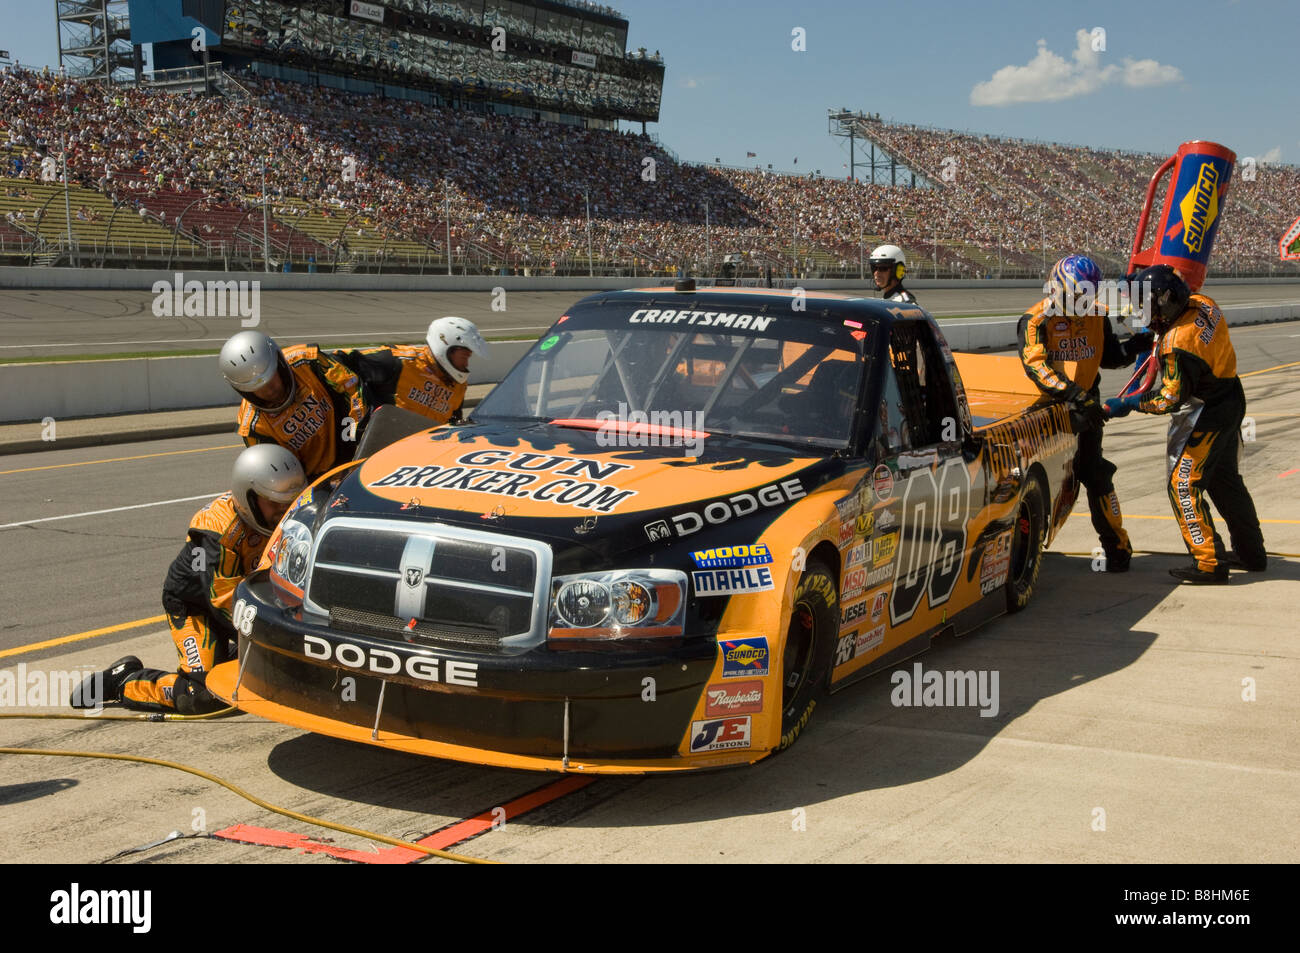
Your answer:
[335,316,490,424]
[1019,254,1151,572]
[220,331,370,479]
[71,445,306,712]
[1103,265,1266,584]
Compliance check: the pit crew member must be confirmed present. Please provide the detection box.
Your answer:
[220,331,370,479]
[1103,265,1266,583]
[869,244,917,303]
[1018,254,1152,572]
[70,445,306,712]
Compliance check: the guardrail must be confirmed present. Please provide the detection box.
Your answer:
[2,303,1295,425]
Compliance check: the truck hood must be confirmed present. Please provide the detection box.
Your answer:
[350,421,823,523]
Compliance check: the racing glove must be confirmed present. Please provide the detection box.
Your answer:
[1062,383,1104,432]
[1102,394,1143,418]
[1122,331,1155,363]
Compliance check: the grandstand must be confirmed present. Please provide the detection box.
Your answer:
[2,2,1296,277]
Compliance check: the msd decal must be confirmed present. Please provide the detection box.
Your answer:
[690,716,752,752]
[720,638,769,678]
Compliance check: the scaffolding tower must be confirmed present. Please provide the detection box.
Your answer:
[828,109,931,188]
[56,0,133,83]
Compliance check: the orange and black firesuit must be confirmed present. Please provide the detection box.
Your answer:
[121,494,268,713]
[1018,261,1151,570]
[238,344,370,479]
[1105,271,1266,582]
[334,343,468,425]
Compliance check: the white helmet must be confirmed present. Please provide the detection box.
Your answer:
[219,331,294,411]
[426,316,489,385]
[231,444,307,535]
[869,244,907,281]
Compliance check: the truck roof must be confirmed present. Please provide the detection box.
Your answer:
[581,286,928,327]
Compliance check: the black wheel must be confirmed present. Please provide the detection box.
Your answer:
[776,560,838,751]
[1006,475,1048,612]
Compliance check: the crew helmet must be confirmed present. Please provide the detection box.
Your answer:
[426,316,490,385]
[869,244,907,281]
[219,331,294,411]
[230,444,307,535]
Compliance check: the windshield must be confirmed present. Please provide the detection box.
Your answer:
[473,301,874,449]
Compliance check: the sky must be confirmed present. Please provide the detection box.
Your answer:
[3,0,1297,177]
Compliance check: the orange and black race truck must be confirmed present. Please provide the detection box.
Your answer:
[208,286,1080,773]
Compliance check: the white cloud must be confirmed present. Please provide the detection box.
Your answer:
[1258,146,1282,164]
[971,30,1182,106]
[680,77,698,89]
[1121,58,1182,87]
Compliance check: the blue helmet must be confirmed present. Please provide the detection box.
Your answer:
[1048,255,1102,315]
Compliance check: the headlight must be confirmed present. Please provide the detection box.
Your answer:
[270,517,314,599]
[548,569,687,641]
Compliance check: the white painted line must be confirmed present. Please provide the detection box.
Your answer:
[0,493,220,529]
[0,328,549,350]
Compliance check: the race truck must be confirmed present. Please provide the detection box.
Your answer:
[207,285,1080,773]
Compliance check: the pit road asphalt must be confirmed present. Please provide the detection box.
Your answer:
[0,318,1296,863]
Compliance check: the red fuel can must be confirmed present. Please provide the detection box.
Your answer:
[1127,140,1235,292]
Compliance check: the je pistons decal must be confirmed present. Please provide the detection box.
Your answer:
[720,637,769,678]
[690,716,752,752]
[369,450,636,514]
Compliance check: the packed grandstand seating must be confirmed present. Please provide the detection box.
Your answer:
[1,64,1296,276]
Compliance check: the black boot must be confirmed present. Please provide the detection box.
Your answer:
[1104,548,1131,573]
[1226,552,1267,572]
[69,656,142,709]
[1168,566,1229,585]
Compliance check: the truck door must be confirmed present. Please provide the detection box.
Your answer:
[884,321,974,630]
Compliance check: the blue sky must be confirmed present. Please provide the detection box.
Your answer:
[4,0,1296,175]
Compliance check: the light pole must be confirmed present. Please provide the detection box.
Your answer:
[60,133,76,266]
[444,176,452,276]
[858,218,864,280]
[585,188,593,277]
[704,199,710,273]
[261,162,270,273]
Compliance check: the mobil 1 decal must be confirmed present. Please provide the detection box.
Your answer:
[889,457,971,626]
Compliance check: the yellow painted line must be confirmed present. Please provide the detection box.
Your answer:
[1122,515,1300,524]
[0,615,166,661]
[0,444,241,476]
[1241,361,1300,379]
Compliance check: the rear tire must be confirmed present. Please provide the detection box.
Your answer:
[776,560,838,751]
[1006,476,1048,612]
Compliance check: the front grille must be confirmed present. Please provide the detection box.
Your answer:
[304,518,552,649]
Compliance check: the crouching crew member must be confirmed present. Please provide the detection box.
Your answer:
[1019,255,1152,572]
[335,316,490,424]
[219,331,370,479]
[1103,265,1266,584]
[71,445,306,712]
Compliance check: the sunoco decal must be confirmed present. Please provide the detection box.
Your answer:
[369,450,636,514]
[721,637,769,678]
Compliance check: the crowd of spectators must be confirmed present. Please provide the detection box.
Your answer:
[1,64,1296,276]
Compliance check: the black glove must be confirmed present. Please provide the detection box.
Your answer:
[1124,331,1155,362]
[1064,385,1104,432]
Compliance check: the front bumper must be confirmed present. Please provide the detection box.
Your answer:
[207,573,764,774]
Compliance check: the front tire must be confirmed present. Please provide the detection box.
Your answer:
[776,560,838,752]
[1006,475,1048,612]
